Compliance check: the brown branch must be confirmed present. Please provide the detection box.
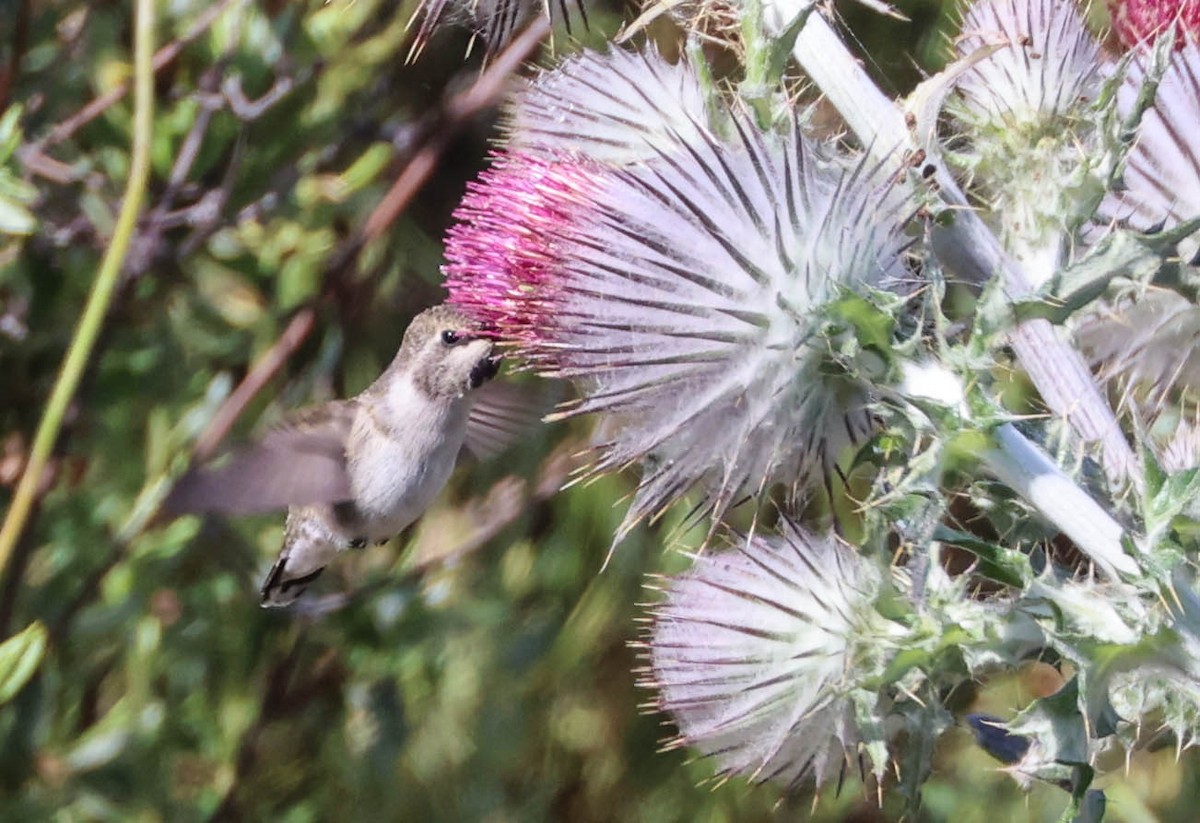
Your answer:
[37,0,242,150]
[207,639,304,823]
[123,62,228,278]
[361,14,551,242]
[208,640,345,822]
[0,0,32,109]
[193,308,318,462]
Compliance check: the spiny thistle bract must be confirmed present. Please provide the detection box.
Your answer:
[1098,38,1200,260]
[639,522,905,788]
[504,47,715,163]
[955,0,1103,125]
[1077,40,1200,447]
[446,50,916,541]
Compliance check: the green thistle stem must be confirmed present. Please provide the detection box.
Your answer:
[0,0,156,582]
[985,424,1138,578]
[785,5,1139,489]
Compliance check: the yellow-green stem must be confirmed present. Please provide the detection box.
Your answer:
[0,0,156,580]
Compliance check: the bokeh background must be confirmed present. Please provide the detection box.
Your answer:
[1,0,1197,819]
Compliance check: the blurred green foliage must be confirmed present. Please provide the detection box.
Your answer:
[1,0,1197,820]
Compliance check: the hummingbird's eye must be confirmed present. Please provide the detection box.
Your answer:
[440,330,462,346]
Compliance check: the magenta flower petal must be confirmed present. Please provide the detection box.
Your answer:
[444,153,606,346]
[1108,0,1200,49]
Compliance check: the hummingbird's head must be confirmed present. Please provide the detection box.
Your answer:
[401,304,500,399]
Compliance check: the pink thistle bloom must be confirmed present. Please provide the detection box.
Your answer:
[446,111,912,542]
[1108,0,1200,49]
[443,153,606,351]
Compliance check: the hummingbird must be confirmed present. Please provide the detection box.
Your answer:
[167,304,531,607]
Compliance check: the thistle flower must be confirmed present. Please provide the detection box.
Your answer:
[443,153,605,345]
[1108,0,1200,48]
[954,0,1103,125]
[948,0,1108,283]
[449,105,914,539]
[1076,287,1200,404]
[504,47,715,164]
[639,522,904,788]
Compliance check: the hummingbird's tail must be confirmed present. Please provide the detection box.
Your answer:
[260,556,326,608]
[260,507,342,608]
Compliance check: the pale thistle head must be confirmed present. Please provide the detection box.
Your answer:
[947,0,1108,274]
[448,111,915,541]
[638,522,904,788]
[953,0,1103,126]
[1078,41,1200,431]
[504,47,715,164]
[1097,39,1200,261]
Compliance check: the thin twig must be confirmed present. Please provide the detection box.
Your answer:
[362,14,551,242]
[0,0,32,109]
[193,308,319,462]
[0,0,157,586]
[208,639,344,822]
[40,0,241,149]
[124,60,228,278]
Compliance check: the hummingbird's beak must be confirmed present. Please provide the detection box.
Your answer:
[469,351,502,389]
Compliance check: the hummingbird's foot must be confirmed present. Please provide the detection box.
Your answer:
[347,537,368,550]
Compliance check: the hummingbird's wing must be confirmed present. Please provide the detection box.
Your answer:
[462,381,557,460]
[166,401,359,515]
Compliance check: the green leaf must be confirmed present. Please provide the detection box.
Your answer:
[1008,676,1088,766]
[932,525,1026,588]
[0,193,36,235]
[0,105,22,162]
[1012,221,1200,324]
[0,621,49,706]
